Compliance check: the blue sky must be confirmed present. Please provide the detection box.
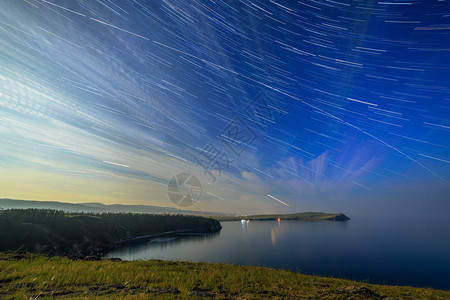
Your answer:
[0,0,449,214]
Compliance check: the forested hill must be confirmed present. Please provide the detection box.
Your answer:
[0,209,221,257]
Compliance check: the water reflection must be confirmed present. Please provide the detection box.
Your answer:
[109,231,221,260]
[106,218,450,290]
[241,219,249,232]
[270,219,288,246]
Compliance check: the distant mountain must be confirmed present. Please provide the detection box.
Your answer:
[0,198,224,216]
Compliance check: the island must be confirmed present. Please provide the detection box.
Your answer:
[215,212,350,222]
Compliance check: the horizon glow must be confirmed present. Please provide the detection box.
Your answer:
[0,0,449,215]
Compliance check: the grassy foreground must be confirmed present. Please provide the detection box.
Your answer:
[0,254,448,299]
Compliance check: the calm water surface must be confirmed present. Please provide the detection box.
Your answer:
[107,216,450,290]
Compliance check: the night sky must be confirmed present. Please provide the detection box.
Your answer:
[1,0,449,214]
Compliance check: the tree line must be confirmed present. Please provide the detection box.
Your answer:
[0,209,221,256]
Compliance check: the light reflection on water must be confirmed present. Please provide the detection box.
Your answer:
[270,218,287,246]
[107,218,450,290]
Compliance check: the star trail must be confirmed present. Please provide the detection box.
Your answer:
[0,0,449,213]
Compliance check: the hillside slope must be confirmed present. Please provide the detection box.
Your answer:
[0,254,448,299]
[0,209,221,257]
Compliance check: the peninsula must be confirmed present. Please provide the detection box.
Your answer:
[216,212,350,222]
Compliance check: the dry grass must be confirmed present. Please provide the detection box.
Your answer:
[0,254,448,299]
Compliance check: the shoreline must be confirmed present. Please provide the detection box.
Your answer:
[1,253,448,298]
[0,209,222,259]
[216,212,350,222]
[105,230,220,257]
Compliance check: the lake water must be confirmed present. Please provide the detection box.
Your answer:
[106,216,450,290]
